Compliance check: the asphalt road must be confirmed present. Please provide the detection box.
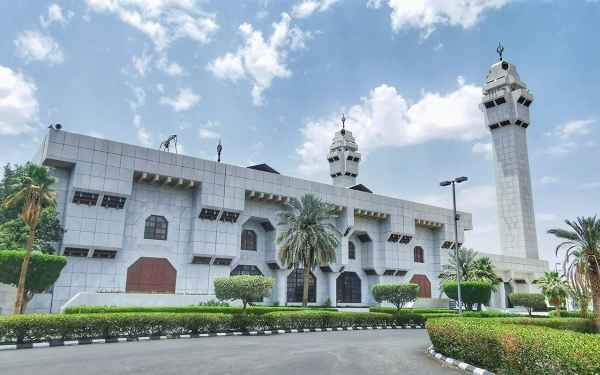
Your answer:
[1,329,463,375]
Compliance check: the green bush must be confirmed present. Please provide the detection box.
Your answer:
[63,305,335,315]
[0,310,424,344]
[509,293,546,316]
[371,283,419,312]
[442,281,492,310]
[461,311,524,318]
[549,309,594,319]
[369,307,457,315]
[427,317,599,374]
[214,275,276,315]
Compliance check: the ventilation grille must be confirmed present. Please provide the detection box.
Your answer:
[383,269,396,276]
[400,236,412,244]
[64,247,89,257]
[199,208,220,221]
[73,192,99,206]
[319,266,333,273]
[213,258,232,266]
[92,250,117,259]
[441,241,453,249]
[219,211,240,223]
[261,221,275,232]
[387,234,400,243]
[363,269,377,276]
[357,234,371,243]
[494,97,507,105]
[484,101,495,109]
[101,195,126,209]
[191,256,212,265]
[267,262,280,270]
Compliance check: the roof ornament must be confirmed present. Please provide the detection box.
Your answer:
[341,114,346,137]
[217,139,222,163]
[159,134,178,153]
[497,42,504,61]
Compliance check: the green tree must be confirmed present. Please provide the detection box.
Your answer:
[3,163,58,315]
[549,216,600,329]
[508,293,546,316]
[568,285,591,318]
[469,257,501,310]
[0,250,66,313]
[213,275,275,315]
[0,206,62,253]
[442,281,492,311]
[276,194,341,307]
[371,283,419,313]
[538,271,569,318]
[439,248,478,284]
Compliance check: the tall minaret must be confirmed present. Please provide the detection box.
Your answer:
[327,115,361,187]
[478,44,539,259]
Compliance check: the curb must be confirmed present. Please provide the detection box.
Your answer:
[0,324,423,351]
[428,345,494,375]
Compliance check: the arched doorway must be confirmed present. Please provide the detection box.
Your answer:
[504,282,513,308]
[126,257,177,293]
[410,274,431,298]
[336,272,361,303]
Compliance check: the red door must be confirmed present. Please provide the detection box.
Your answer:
[410,274,431,298]
[126,257,177,293]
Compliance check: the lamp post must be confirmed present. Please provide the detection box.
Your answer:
[440,176,468,316]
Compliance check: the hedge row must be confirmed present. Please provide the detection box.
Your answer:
[427,318,598,375]
[369,307,457,315]
[548,309,594,319]
[63,306,335,315]
[0,311,419,344]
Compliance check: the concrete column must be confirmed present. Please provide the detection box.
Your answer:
[498,281,506,309]
[276,270,288,305]
[327,272,339,307]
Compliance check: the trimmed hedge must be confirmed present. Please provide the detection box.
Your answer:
[369,307,457,315]
[442,281,492,310]
[427,317,598,375]
[0,310,423,344]
[63,306,335,315]
[549,309,594,319]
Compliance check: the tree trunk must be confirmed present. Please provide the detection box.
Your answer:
[589,275,600,333]
[242,301,247,315]
[554,300,561,318]
[21,291,34,314]
[13,227,35,315]
[302,265,310,307]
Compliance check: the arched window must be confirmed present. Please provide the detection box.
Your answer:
[287,268,316,303]
[348,241,356,260]
[413,246,424,263]
[230,265,263,276]
[144,215,168,240]
[241,230,257,251]
[336,272,361,303]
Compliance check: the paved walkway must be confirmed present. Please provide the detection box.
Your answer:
[0,329,462,375]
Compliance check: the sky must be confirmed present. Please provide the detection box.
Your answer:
[0,0,599,268]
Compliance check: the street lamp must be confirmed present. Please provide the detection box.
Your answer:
[440,176,468,316]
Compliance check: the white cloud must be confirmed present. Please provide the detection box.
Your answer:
[137,127,153,147]
[0,66,38,135]
[545,142,577,155]
[129,86,146,111]
[199,128,219,139]
[14,31,65,64]
[367,0,382,9]
[387,0,515,40]
[156,84,164,93]
[416,185,497,211]
[85,0,218,51]
[132,51,152,76]
[40,4,73,28]
[156,53,184,75]
[540,176,559,185]
[207,13,311,105]
[133,114,142,127]
[89,131,105,138]
[159,88,200,111]
[472,142,492,160]
[559,120,593,138]
[297,77,485,174]
[581,181,600,189]
[536,214,556,222]
[292,0,341,18]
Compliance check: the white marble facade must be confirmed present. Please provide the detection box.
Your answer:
[30,128,474,312]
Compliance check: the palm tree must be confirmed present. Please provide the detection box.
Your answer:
[439,247,478,285]
[276,194,341,307]
[538,271,568,317]
[3,163,57,314]
[549,216,600,328]
[469,256,501,310]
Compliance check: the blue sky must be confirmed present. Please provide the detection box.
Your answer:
[1,0,598,267]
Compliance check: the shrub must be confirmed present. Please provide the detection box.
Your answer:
[509,293,546,316]
[371,283,419,313]
[198,299,229,307]
[63,305,335,315]
[427,317,599,374]
[323,298,332,308]
[369,307,457,315]
[549,309,594,319]
[442,281,492,310]
[213,275,276,315]
[0,250,67,312]
[461,310,524,318]
[0,310,423,344]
